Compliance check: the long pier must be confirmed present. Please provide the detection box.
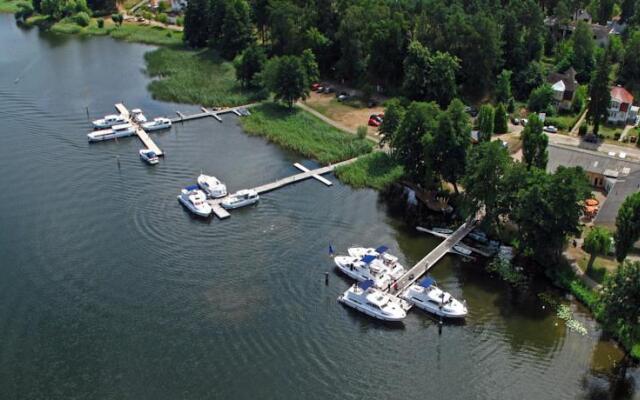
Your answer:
[206,158,357,219]
[390,216,481,295]
[170,105,253,124]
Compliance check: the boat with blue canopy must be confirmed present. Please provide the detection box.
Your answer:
[400,275,468,319]
[338,279,408,322]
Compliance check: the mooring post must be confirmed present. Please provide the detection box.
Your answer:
[324,272,329,285]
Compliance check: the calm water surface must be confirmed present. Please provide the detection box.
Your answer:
[0,15,638,399]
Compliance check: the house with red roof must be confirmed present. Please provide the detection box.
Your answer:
[607,85,639,125]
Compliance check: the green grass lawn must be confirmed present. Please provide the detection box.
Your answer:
[0,0,27,12]
[546,112,581,133]
[335,151,404,190]
[145,47,263,107]
[239,103,373,164]
[592,123,623,140]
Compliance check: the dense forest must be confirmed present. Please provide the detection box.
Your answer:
[183,0,640,103]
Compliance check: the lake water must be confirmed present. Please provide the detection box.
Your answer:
[0,14,638,399]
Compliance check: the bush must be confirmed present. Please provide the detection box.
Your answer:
[111,13,123,25]
[97,17,104,28]
[14,3,34,20]
[156,12,168,24]
[357,125,368,140]
[142,10,152,20]
[74,11,90,27]
[176,16,184,26]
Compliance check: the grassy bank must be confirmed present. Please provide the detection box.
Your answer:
[239,103,373,164]
[145,47,263,107]
[22,15,183,46]
[550,264,640,359]
[335,152,404,190]
[0,0,26,12]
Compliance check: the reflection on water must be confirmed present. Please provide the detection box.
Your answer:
[0,14,638,400]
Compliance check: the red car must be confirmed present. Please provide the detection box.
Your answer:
[368,117,381,127]
[311,83,321,91]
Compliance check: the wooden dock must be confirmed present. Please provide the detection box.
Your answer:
[416,226,493,257]
[170,104,255,124]
[205,158,357,219]
[390,215,482,295]
[114,103,164,156]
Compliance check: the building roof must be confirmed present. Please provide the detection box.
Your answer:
[575,9,592,21]
[611,86,634,104]
[547,144,640,228]
[547,144,639,176]
[590,23,611,41]
[547,68,577,93]
[595,170,640,227]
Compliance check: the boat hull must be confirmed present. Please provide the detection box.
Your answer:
[221,197,259,210]
[177,195,212,217]
[337,295,405,322]
[87,130,135,142]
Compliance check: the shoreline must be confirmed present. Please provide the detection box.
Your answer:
[3,10,637,361]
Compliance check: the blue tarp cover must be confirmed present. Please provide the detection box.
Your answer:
[419,277,435,288]
[375,246,389,254]
[361,255,376,264]
[185,185,199,191]
[358,279,374,290]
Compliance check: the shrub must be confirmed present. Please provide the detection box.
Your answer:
[176,16,184,26]
[156,12,168,24]
[97,17,104,28]
[142,10,152,20]
[74,11,90,27]
[356,125,368,140]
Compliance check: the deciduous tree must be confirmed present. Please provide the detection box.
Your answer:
[477,104,495,142]
[583,226,612,272]
[587,49,611,135]
[521,114,548,169]
[614,192,640,262]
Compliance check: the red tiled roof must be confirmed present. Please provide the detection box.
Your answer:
[610,86,634,104]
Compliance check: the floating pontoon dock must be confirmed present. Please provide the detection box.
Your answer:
[389,211,484,295]
[416,226,494,257]
[206,158,357,219]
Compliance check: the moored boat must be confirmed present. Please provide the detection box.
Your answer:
[333,254,393,289]
[131,108,147,123]
[346,245,405,280]
[139,148,159,165]
[87,123,136,142]
[142,117,172,132]
[338,280,408,322]
[177,186,212,217]
[92,114,126,129]
[197,174,227,198]
[221,189,259,210]
[400,276,467,319]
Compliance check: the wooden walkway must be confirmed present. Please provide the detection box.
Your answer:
[115,103,164,156]
[206,158,357,219]
[416,226,493,257]
[170,105,254,124]
[390,216,481,295]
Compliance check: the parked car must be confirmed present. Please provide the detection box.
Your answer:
[370,114,383,124]
[337,92,350,102]
[543,125,558,133]
[368,117,381,127]
[511,117,520,125]
[521,118,528,126]
[311,83,321,91]
[322,86,334,94]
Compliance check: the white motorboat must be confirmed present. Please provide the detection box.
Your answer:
[139,148,159,165]
[177,186,212,217]
[142,117,172,132]
[92,114,126,129]
[87,123,136,142]
[197,174,227,198]
[131,108,147,123]
[346,246,405,280]
[333,255,393,289]
[221,189,259,210]
[400,277,467,319]
[338,280,408,322]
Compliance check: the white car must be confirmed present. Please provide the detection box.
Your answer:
[543,125,558,133]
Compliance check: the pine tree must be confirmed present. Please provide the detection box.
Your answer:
[587,49,611,135]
